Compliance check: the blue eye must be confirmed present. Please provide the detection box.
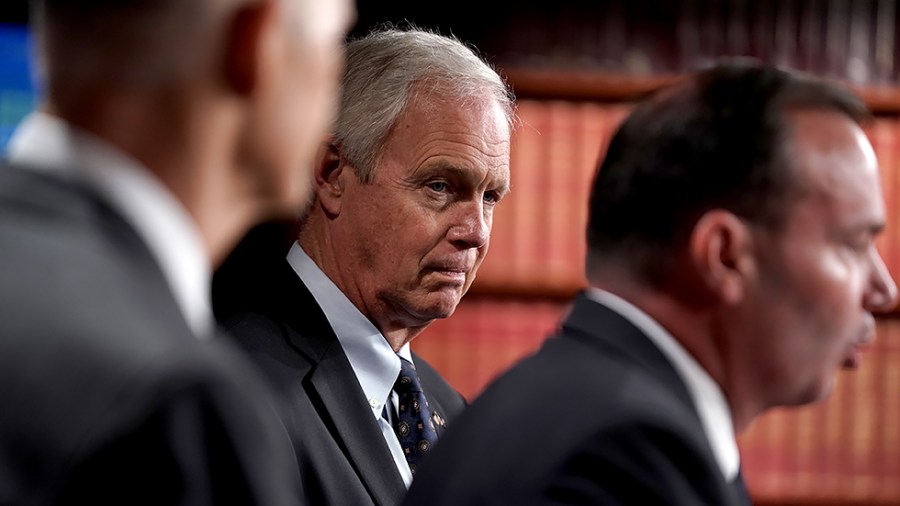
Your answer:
[427,181,449,192]
[483,192,499,205]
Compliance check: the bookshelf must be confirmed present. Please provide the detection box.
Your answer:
[414,95,900,504]
[406,3,900,503]
[462,97,900,306]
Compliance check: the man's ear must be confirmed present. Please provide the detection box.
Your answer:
[688,210,754,306]
[314,141,346,216]
[222,1,278,96]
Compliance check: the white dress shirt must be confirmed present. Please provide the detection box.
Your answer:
[7,112,214,338]
[286,242,415,487]
[586,287,740,482]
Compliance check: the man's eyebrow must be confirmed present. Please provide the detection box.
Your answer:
[416,162,510,192]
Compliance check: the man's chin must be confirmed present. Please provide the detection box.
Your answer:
[796,376,837,407]
[408,295,461,322]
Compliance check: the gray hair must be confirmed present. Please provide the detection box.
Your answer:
[333,26,516,183]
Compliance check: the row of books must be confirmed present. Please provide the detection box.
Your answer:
[401,2,900,504]
[412,295,567,399]
[417,95,900,504]
[869,116,900,297]
[413,298,900,503]
[474,100,628,297]
[481,0,900,87]
[472,98,900,312]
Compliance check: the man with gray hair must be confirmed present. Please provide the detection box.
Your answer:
[0,0,353,503]
[213,26,515,506]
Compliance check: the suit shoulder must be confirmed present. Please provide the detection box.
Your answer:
[455,330,708,457]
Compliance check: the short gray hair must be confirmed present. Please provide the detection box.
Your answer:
[333,26,516,182]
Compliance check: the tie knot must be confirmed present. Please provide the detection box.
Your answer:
[394,357,423,394]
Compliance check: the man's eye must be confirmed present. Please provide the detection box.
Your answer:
[845,237,874,255]
[427,182,449,192]
[483,192,500,205]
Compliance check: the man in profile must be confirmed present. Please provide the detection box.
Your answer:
[403,62,898,505]
[0,0,353,503]
[214,27,515,506]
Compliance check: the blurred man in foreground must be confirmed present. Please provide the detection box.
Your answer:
[0,0,353,503]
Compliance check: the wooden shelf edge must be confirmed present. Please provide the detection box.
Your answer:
[502,67,679,103]
[502,67,900,115]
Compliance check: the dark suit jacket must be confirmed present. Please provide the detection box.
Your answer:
[213,226,467,506]
[0,165,302,505]
[403,293,747,506]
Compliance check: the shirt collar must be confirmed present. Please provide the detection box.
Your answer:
[7,112,214,338]
[585,287,740,481]
[286,242,409,419]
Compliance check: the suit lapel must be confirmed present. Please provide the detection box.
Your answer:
[307,350,407,506]
[276,266,407,506]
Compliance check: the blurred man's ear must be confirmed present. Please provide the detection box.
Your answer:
[688,210,754,306]
[222,1,277,96]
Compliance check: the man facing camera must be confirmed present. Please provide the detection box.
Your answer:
[403,62,898,505]
[214,27,516,506]
[0,0,352,504]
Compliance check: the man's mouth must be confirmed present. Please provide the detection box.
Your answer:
[842,321,876,369]
[431,269,466,282]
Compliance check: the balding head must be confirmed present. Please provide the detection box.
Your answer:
[29,0,355,262]
[34,0,234,96]
[33,0,350,99]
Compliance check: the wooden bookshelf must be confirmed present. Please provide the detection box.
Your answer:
[468,98,900,318]
[416,95,900,505]
[352,2,900,503]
